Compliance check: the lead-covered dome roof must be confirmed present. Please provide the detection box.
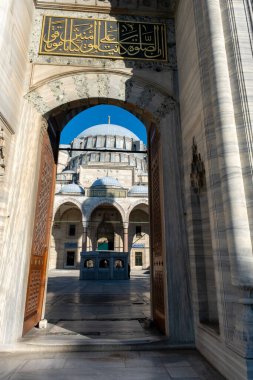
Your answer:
[128,185,148,196]
[77,124,140,141]
[91,176,123,188]
[59,183,85,195]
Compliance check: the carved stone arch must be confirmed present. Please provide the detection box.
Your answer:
[126,199,149,224]
[24,69,180,337]
[53,197,83,219]
[83,197,126,223]
[25,71,177,126]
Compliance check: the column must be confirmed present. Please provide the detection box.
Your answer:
[82,221,88,252]
[123,223,129,252]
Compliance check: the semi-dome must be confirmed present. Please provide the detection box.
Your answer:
[91,176,123,188]
[77,124,140,141]
[128,185,148,196]
[59,183,85,195]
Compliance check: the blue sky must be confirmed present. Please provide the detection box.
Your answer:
[60,105,147,144]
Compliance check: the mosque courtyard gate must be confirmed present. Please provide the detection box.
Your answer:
[1,1,253,379]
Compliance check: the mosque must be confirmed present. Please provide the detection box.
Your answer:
[1,1,253,378]
[50,122,150,271]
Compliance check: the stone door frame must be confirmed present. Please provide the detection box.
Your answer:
[23,70,194,343]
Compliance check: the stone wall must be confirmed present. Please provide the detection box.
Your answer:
[176,0,253,378]
[0,0,39,345]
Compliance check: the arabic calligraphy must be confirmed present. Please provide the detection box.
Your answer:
[39,16,167,61]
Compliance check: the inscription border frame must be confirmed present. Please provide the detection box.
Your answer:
[39,15,168,62]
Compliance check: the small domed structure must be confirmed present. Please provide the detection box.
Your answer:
[128,185,148,196]
[59,183,85,195]
[91,176,123,188]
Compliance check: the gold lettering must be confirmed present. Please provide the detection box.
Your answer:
[40,16,167,61]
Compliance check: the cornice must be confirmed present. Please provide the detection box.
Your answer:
[33,1,174,19]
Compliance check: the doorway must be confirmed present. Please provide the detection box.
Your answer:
[23,103,167,339]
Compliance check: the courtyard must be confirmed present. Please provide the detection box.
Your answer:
[0,270,225,380]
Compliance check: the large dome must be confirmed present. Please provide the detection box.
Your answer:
[77,124,140,141]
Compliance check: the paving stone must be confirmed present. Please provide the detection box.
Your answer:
[166,366,200,378]
[165,361,191,368]
[14,270,224,380]
[19,358,66,371]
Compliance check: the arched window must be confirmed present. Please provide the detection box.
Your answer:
[99,259,109,268]
[114,259,124,269]
[84,259,95,269]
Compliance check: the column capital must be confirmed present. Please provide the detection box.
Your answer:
[82,220,88,229]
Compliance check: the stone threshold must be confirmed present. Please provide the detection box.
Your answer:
[1,337,195,353]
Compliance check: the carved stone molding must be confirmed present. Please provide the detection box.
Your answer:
[0,112,15,135]
[48,80,70,105]
[25,91,50,114]
[25,72,176,125]
[97,74,110,98]
[73,75,90,99]
[33,0,176,18]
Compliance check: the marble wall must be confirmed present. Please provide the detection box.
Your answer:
[176,0,253,378]
[0,0,39,345]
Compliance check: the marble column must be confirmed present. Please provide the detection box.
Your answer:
[123,223,129,252]
[82,221,88,252]
[206,0,253,287]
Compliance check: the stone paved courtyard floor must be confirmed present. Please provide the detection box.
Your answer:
[0,349,225,380]
[25,268,158,341]
[0,270,225,379]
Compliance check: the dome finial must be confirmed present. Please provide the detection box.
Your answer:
[108,115,111,124]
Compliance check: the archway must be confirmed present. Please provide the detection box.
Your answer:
[128,204,150,271]
[51,202,83,269]
[22,71,193,343]
[88,205,123,251]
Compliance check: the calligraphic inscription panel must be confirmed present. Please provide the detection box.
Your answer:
[39,16,167,62]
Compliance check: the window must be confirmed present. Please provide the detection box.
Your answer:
[84,259,95,269]
[68,224,76,236]
[99,259,109,268]
[66,251,75,267]
[135,252,143,266]
[136,226,142,237]
[115,259,124,269]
